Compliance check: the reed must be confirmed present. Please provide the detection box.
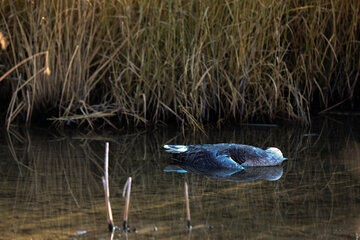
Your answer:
[184,181,191,229]
[102,142,114,232]
[0,1,358,130]
[122,177,132,232]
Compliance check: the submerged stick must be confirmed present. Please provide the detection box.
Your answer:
[184,181,191,229]
[123,177,132,231]
[103,142,114,232]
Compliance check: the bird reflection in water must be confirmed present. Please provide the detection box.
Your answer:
[164,164,284,182]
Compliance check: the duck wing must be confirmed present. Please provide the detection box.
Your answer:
[171,146,243,170]
[222,145,268,166]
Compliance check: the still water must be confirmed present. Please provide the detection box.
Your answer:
[1,118,360,239]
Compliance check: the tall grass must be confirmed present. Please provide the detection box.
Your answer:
[0,0,359,130]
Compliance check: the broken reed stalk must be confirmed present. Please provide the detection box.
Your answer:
[102,142,114,232]
[123,177,132,231]
[184,181,191,229]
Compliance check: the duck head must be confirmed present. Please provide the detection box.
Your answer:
[265,147,287,164]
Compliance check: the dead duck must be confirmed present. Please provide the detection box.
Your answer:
[163,143,287,170]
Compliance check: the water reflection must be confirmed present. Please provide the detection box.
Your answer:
[164,164,284,182]
[0,119,359,239]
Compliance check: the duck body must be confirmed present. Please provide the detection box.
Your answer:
[163,143,286,170]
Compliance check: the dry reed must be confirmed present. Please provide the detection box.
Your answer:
[122,177,132,231]
[102,142,114,232]
[0,1,359,130]
[184,181,191,229]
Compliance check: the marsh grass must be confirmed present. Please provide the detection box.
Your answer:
[0,1,359,130]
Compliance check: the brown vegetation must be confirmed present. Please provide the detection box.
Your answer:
[0,1,359,130]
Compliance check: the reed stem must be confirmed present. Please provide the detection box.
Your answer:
[102,142,114,232]
[185,181,191,229]
[123,177,132,231]
[0,51,50,83]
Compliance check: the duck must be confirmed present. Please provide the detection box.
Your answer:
[163,143,287,170]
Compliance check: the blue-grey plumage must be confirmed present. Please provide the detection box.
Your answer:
[163,143,287,169]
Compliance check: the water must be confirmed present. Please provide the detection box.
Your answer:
[1,118,360,239]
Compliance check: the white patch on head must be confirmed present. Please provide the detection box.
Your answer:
[163,145,188,153]
[266,147,283,158]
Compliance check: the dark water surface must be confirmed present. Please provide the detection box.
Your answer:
[1,119,360,239]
